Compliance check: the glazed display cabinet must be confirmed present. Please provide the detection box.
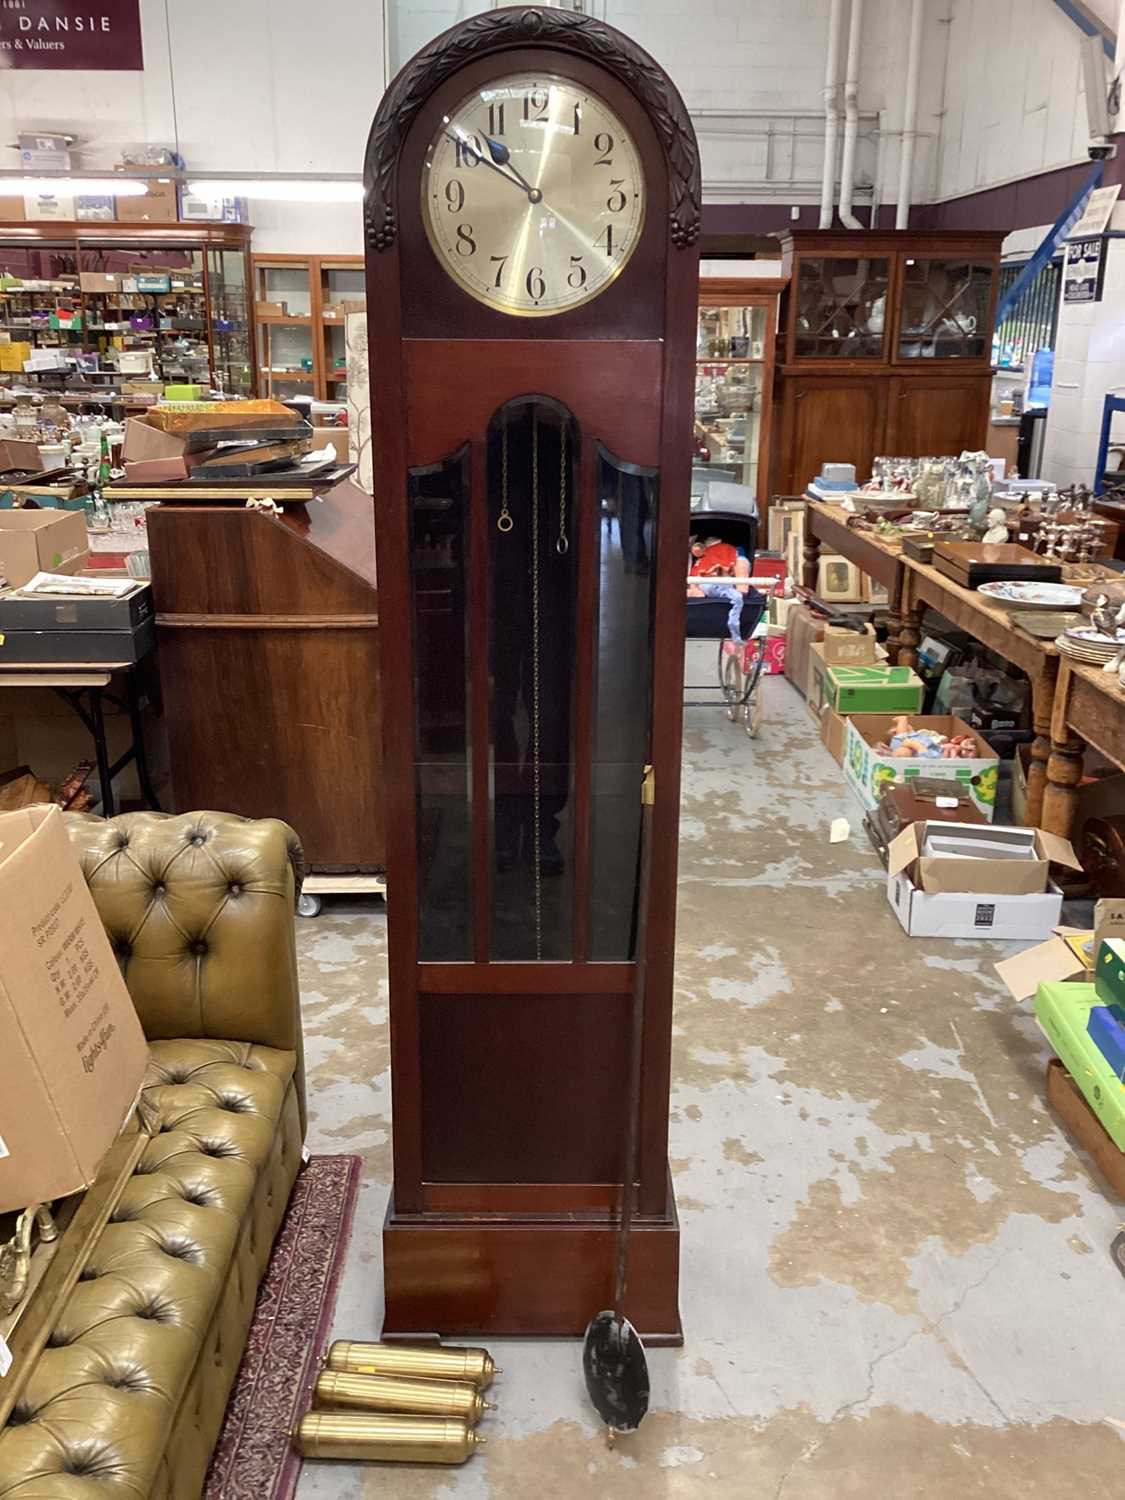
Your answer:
[0,222,253,395]
[694,278,781,503]
[253,254,365,401]
[771,231,1004,496]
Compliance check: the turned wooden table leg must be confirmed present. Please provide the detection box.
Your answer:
[802,524,821,592]
[897,579,924,671]
[1042,731,1086,839]
[884,569,904,664]
[1026,663,1057,829]
[1043,659,1084,839]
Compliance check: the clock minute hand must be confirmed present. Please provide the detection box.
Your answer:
[482,136,544,204]
[444,130,537,201]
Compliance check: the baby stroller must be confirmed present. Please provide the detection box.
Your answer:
[684,469,777,737]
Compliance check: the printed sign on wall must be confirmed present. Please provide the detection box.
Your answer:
[1063,237,1107,305]
[0,2,143,70]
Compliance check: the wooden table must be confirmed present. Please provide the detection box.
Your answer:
[801,499,907,657]
[1046,657,1125,839]
[0,659,160,817]
[898,558,1059,830]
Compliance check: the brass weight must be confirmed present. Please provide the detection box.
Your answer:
[292,1411,484,1465]
[325,1340,501,1391]
[313,1369,494,1426]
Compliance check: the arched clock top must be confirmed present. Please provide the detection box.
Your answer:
[363,5,701,253]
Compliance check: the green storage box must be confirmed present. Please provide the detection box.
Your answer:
[1034,980,1125,1151]
[821,663,924,714]
[163,383,204,402]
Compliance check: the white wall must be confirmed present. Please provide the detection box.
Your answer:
[0,0,385,252]
[0,0,1111,252]
[936,0,1094,202]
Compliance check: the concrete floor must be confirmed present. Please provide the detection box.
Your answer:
[294,660,1125,1498]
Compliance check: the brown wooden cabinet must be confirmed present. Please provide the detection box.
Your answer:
[770,231,1004,495]
[146,480,384,873]
[695,278,782,502]
[252,254,364,401]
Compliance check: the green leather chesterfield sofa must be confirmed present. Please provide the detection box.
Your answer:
[0,811,306,1499]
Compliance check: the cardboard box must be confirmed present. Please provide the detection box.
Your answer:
[821,663,925,715]
[0,510,88,590]
[0,342,31,373]
[0,805,148,1212]
[255,301,286,318]
[785,602,825,697]
[79,272,122,294]
[0,438,46,472]
[821,621,877,666]
[1034,982,1125,1150]
[762,629,786,676]
[115,177,178,223]
[843,714,1000,819]
[887,821,1080,898]
[889,868,1066,940]
[995,928,1093,1002]
[807,640,831,721]
[821,707,848,765]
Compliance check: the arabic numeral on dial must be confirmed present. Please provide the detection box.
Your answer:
[523,87,550,123]
[606,179,627,213]
[593,131,613,166]
[455,224,476,257]
[567,256,587,290]
[455,135,482,168]
[594,224,614,258]
[572,101,581,136]
[488,101,505,136]
[490,254,508,288]
[526,266,545,302]
[444,179,465,213]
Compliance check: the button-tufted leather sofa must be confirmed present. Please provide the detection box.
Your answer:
[0,811,307,1500]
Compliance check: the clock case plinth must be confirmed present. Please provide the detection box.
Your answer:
[364,9,700,1343]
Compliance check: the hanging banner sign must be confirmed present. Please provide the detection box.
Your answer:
[1063,237,1107,304]
[0,3,143,70]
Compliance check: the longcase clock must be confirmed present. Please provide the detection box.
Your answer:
[364,5,700,1342]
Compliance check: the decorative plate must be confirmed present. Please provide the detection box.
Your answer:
[978,580,1084,608]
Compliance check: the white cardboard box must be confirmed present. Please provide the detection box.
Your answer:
[887,869,1065,939]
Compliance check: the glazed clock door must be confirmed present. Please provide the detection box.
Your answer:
[365,6,700,1342]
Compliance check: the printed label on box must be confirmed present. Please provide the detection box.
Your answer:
[974,903,996,928]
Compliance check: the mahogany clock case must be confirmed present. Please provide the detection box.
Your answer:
[365,10,700,1343]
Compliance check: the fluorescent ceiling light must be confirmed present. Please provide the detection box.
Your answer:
[187,178,363,203]
[17,177,147,196]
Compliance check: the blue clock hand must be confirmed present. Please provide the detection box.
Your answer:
[483,136,543,203]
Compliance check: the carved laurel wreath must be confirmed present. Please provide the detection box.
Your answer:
[363,6,701,252]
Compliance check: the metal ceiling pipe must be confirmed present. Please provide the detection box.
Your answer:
[895,0,925,230]
[820,0,846,229]
[838,0,866,228]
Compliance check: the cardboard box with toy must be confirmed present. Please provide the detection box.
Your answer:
[843,713,1000,819]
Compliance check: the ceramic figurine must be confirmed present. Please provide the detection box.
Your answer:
[982,507,1008,544]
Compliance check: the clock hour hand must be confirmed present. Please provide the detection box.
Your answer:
[482,136,543,203]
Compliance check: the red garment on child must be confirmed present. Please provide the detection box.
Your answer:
[690,541,739,576]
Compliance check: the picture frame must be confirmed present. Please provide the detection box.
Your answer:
[817,554,864,603]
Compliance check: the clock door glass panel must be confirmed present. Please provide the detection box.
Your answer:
[590,451,658,960]
[488,399,578,961]
[410,450,473,960]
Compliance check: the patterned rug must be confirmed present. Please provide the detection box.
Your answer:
[204,1154,361,1500]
